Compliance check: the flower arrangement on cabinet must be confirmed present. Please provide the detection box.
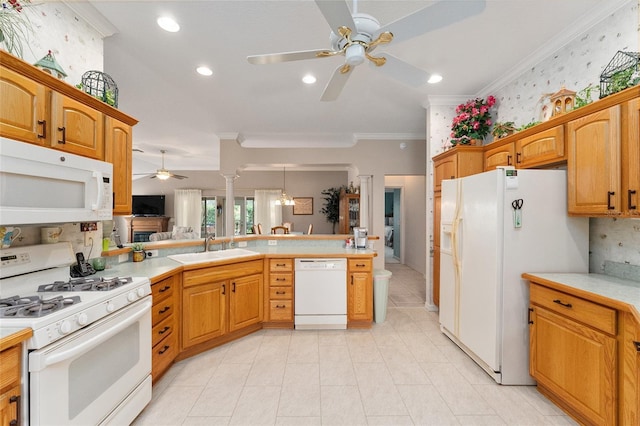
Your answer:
[450,95,496,145]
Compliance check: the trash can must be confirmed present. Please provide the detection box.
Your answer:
[373,269,392,323]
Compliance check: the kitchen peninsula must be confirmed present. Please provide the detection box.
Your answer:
[98,234,378,381]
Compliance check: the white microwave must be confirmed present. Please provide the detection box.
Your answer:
[0,137,113,225]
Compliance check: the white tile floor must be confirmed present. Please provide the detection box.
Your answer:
[133,264,576,426]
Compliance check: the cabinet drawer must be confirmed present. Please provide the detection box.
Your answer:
[530,284,616,335]
[152,315,176,348]
[152,298,175,326]
[0,346,19,393]
[269,300,293,321]
[269,286,293,300]
[152,330,178,380]
[270,259,293,272]
[348,258,372,272]
[152,278,175,303]
[269,273,293,286]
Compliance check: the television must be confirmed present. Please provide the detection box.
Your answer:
[131,195,165,216]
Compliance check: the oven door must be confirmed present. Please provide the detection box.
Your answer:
[28,297,152,425]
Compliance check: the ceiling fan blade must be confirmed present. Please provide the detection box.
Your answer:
[171,174,188,180]
[320,64,353,102]
[314,0,356,34]
[369,53,429,87]
[247,49,334,65]
[374,0,486,44]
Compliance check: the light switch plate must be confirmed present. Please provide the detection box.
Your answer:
[268,240,277,246]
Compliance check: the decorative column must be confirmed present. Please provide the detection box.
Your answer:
[223,174,237,237]
[358,175,371,231]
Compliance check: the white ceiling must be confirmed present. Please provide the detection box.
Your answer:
[82,0,616,175]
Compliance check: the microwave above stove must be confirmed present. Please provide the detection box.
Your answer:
[0,137,113,225]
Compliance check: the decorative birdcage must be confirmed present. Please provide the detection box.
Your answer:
[80,70,118,107]
[599,51,640,98]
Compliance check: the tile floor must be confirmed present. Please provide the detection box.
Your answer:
[133,264,575,426]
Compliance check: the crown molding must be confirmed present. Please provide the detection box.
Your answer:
[63,1,118,38]
[423,95,472,108]
[478,0,633,96]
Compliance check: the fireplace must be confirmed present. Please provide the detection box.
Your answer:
[123,216,170,243]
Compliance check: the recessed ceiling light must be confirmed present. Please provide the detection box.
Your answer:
[196,66,213,76]
[157,16,180,32]
[428,74,443,84]
[302,74,317,84]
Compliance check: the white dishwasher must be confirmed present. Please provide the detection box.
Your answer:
[294,258,347,329]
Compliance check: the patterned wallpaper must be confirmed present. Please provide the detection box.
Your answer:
[21,2,103,87]
[427,0,640,274]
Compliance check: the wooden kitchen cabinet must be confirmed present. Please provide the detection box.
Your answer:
[529,282,617,425]
[347,258,373,326]
[181,259,263,356]
[50,92,105,160]
[228,273,263,332]
[620,312,640,425]
[484,126,564,171]
[484,142,515,170]
[0,329,30,426]
[105,116,133,215]
[264,258,294,326]
[151,272,180,382]
[622,97,640,216]
[182,279,227,347]
[567,105,621,215]
[338,191,360,234]
[432,146,483,306]
[0,64,48,146]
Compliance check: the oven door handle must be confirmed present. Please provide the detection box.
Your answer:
[30,298,152,371]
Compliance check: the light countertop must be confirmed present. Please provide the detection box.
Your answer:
[523,272,640,316]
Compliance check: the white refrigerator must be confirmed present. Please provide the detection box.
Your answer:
[439,168,589,385]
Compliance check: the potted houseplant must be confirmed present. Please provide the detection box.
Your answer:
[450,95,496,146]
[491,121,517,140]
[131,242,146,262]
[320,186,345,234]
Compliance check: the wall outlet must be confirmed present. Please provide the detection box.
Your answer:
[84,233,93,247]
[238,241,247,247]
[145,250,159,258]
[268,240,277,246]
[119,253,129,263]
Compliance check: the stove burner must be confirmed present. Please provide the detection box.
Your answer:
[38,276,133,292]
[0,295,41,308]
[0,296,81,318]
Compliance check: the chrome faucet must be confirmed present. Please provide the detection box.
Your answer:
[205,234,216,251]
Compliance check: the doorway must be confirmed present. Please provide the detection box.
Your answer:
[384,188,401,264]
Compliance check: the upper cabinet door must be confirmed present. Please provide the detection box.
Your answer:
[484,142,514,171]
[623,98,640,215]
[567,106,621,215]
[51,92,105,160]
[0,66,48,145]
[105,117,133,215]
[515,125,565,168]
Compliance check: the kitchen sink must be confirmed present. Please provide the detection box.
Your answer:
[168,248,259,264]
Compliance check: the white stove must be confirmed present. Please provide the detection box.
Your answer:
[0,242,152,425]
[0,243,150,350]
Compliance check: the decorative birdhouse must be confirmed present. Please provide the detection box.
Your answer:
[34,50,67,80]
[549,86,576,116]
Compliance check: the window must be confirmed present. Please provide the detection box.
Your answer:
[201,197,217,236]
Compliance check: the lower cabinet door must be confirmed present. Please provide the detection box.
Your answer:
[182,281,226,348]
[229,274,263,332]
[530,306,616,425]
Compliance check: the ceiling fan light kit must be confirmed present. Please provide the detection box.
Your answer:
[147,150,188,180]
[247,0,485,101]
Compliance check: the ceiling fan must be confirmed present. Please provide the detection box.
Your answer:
[247,0,486,101]
[149,150,188,180]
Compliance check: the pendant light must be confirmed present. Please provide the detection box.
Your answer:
[275,166,295,206]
